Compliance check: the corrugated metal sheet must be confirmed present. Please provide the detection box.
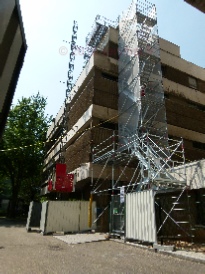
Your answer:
[126,190,157,243]
[40,201,96,234]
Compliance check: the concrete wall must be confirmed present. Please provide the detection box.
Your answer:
[0,0,27,138]
[184,0,205,13]
[159,38,180,57]
[159,37,205,161]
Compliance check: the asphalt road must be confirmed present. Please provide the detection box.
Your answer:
[0,218,204,274]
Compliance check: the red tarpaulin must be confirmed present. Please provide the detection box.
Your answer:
[48,179,53,191]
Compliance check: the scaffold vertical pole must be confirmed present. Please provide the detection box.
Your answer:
[111,131,116,234]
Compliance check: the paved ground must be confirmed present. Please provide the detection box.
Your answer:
[0,218,205,274]
[55,233,205,263]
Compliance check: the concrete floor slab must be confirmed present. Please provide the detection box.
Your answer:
[54,233,107,244]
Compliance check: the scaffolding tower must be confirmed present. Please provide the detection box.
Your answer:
[91,0,188,236]
[84,15,118,66]
[92,0,186,196]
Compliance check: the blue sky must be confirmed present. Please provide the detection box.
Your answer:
[14,0,205,118]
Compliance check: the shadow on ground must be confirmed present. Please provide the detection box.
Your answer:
[0,217,26,228]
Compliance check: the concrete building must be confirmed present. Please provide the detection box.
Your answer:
[42,8,205,233]
[43,30,205,184]
[0,0,27,138]
[160,38,205,162]
[184,0,205,13]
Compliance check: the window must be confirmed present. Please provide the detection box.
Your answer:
[188,76,197,89]
[195,189,205,226]
[164,93,169,99]
[193,141,205,150]
[102,72,118,82]
[161,65,167,77]
[100,121,117,130]
[188,101,205,112]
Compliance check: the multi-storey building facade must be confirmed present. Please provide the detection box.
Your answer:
[184,0,205,13]
[0,0,27,138]
[42,14,205,232]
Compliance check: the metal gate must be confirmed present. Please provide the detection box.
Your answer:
[110,191,125,235]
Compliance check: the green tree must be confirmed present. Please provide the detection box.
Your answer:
[0,93,52,217]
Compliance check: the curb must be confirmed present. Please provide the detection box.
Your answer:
[110,238,205,265]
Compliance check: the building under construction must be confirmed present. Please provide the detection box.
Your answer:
[41,0,205,243]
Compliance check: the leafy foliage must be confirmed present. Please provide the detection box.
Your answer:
[0,93,52,217]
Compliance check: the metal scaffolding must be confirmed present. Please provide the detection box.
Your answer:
[92,132,186,194]
[91,130,187,235]
[92,0,186,196]
[91,0,189,236]
[84,15,118,66]
[118,0,168,156]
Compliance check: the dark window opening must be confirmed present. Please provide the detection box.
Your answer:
[195,190,205,226]
[100,121,117,130]
[108,42,118,59]
[164,93,169,99]
[188,101,205,112]
[161,65,167,77]
[193,141,205,150]
[188,76,197,89]
[160,65,203,92]
[102,72,118,82]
